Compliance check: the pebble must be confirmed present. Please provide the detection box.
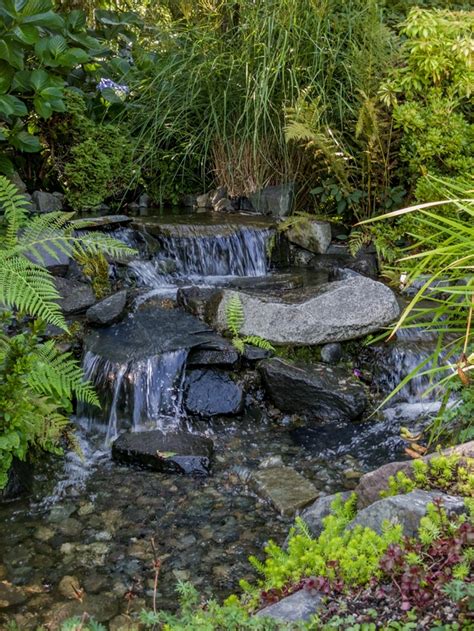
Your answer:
[58,575,82,600]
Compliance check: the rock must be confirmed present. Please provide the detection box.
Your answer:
[320,343,342,364]
[0,458,32,502]
[243,345,272,362]
[109,614,140,631]
[34,526,55,542]
[312,247,379,279]
[60,542,110,566]
[86,290,127,326]
[259,358,367,421]
[286,220,332,254]
[139,193,150,208]
[9,171,27,193]
[249,183,294,218]
[355,440,474,509]
[31,190,63,213]
[258,455,284,469]
[256,589,322,622]
[184,369,244,417]
[214,197,234,213]
[112,430,214,476]
[58,575,82,600]
[71,215,132,230]
[196,193,212,208]
[301,492,353,537]
[252,466,318,516]
[187,342,239,368]
[54,277,96,314]
[25,237,71,276]
[46,593,119,625]
[349,490,467,537]
[0,582,27,608]
[212,274,400,345]
[209,186,227,207]
[176,286,221,320]
[182,194,198,207]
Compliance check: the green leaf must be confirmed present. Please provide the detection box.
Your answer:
[100,87,123,104]
[47,34,67,58]
[33,95,52,119]
[66,10,86,31]
[40,86,63,98]
[10,130,42,152]
[0,62,14,93]
[57,47,89,67]
[12,24,40,44]
[30,68,49,91]
[22,11,64,29]
[0,39,24,70]
[11,69,32,92]
[0,154,15,176]
[0,94,27,117]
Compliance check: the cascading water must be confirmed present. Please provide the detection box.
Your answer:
[80,349,188,443]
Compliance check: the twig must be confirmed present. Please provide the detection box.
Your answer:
[150,537,162,615]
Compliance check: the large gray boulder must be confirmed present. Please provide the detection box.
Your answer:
[249,183,294,218]
[259,358,367,421]
[212,274,400,345]
[32,191,63,213]
[256,589,322,622]
[349,490,467,537]
[285,220,331,254]
[86,290,127,326]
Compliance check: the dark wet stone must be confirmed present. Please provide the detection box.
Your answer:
[25,238,71,277]
[187,342,239,368]
[256,589,322,622]
[0,458,32,502]
[84,306,216,363]
[86,290,127,326]
[248,183,294,218]
[259,358,367,421]
[112,430,214,476]
[243,345,272,362]
[54,277,96,314]
[176,286,221,321]
[320,342,342,364]
[252,466,318,516]
[0,581,28,608]
[184,369,244,417]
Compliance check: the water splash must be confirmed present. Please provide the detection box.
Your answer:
[80,349,188,442]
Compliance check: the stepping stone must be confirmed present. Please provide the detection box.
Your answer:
[252,466,318,516]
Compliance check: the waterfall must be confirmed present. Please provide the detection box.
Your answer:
[80,349,188,443]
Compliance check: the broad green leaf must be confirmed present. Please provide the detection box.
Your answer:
[100,87,124,104]
[40,86,63,98]
[66,10,86,31]
[0,62,14,93]
[57,48,89,67]
[10,130,42,152]
[0,39,24,70]
[20,0,52,16]
[47,34,67,58]
[0,94,27,116]
[11,69,31,92]
[30,68,49,91]
[22,11,64,29]
[0,154,14,176]
[33,95,52,119]
[12,24,40,44]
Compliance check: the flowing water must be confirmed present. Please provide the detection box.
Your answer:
[0,210,443,629]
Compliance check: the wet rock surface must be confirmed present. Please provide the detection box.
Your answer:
[86,290,127,326]
[112,430,213,476]
[0,458,32,502]
[212,274,400,345]
[31,191,63,213]
[184,369,244,417]
[285,219,332,254]
[259,358,367,421]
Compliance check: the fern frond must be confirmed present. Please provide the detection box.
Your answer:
[0,255,67,329]
[226,294,244,337]
[232,337,245,353]
[72,231,136,260]
[0,175,31,246]
[29,340,100,406]
[242,335,275,351]
[348,229,372,257]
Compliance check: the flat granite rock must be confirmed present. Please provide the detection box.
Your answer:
[252,466,318,516]
[112,430,213,476]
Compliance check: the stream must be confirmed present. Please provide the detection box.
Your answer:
[0,209,442,629]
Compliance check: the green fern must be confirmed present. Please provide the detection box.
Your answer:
[226,294,245,337]
[226,294,275,354]
[0,175,135,330]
